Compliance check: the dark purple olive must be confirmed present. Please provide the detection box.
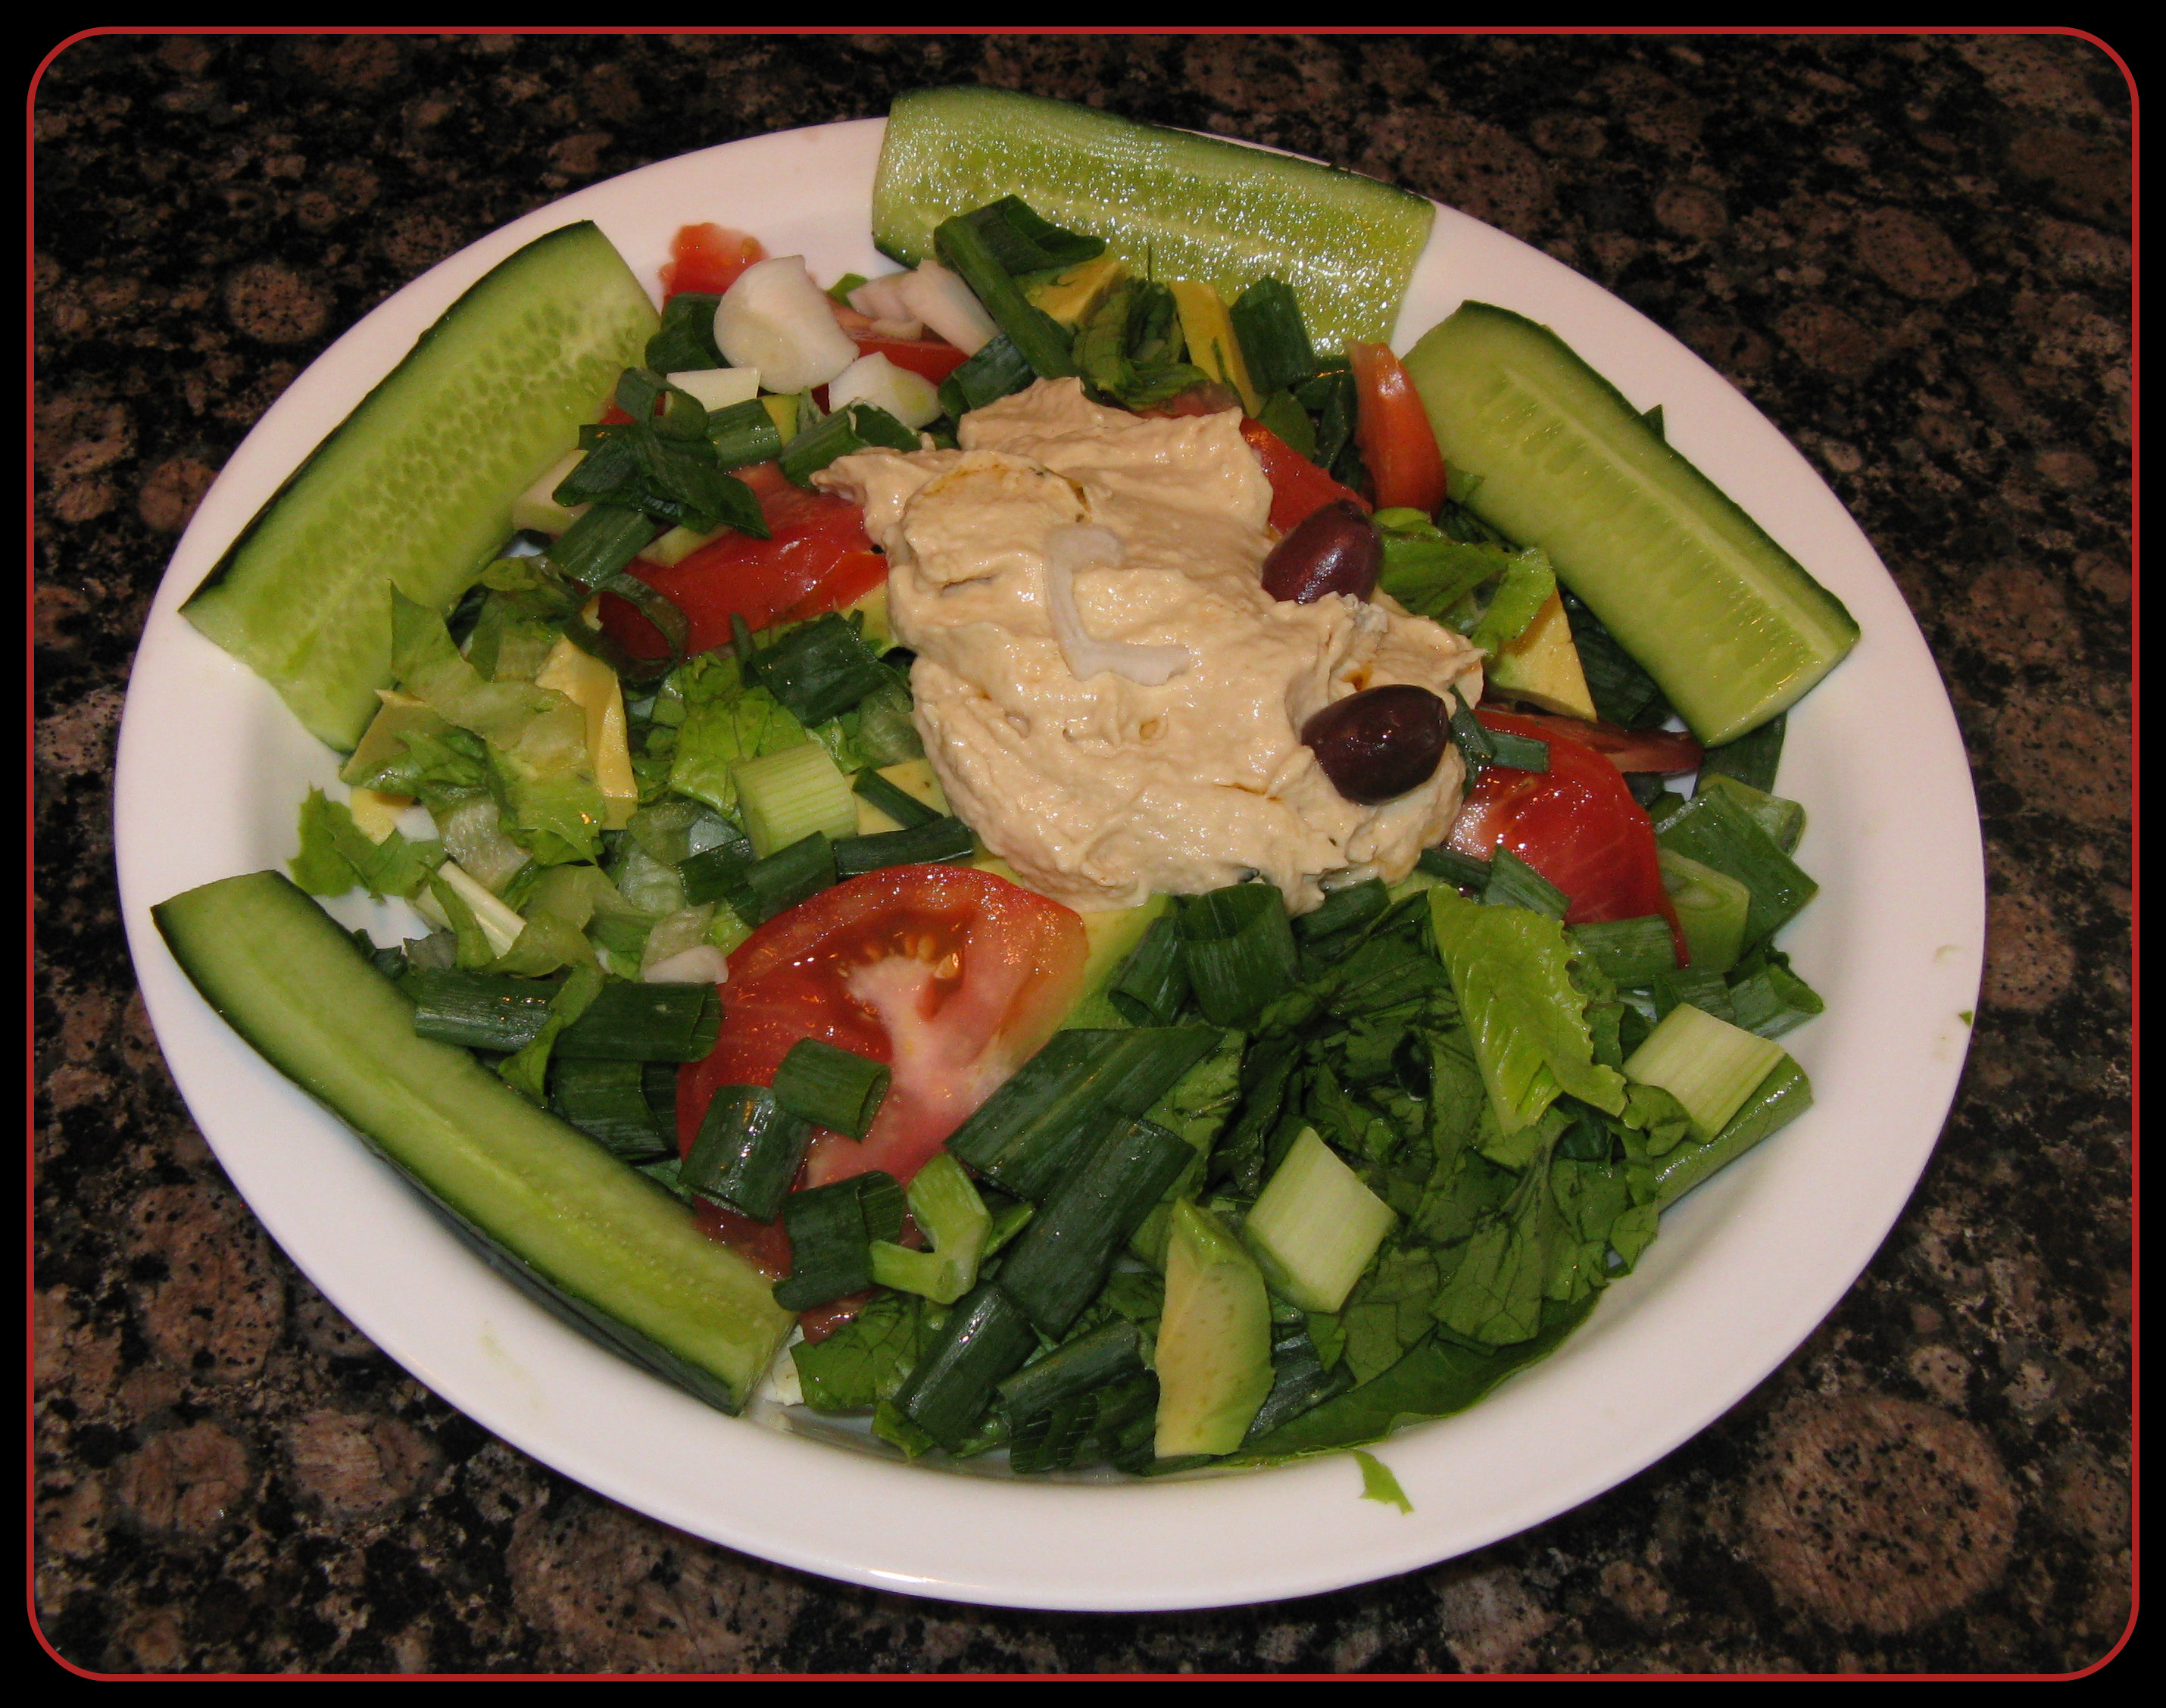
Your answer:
[1260,499,1382,604]
[1300,685,1450,804]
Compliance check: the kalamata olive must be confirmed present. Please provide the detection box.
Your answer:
[1260,499,1382,604]
[1300,684,1450,804]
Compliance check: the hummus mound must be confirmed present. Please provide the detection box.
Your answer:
[817,379,1484,913]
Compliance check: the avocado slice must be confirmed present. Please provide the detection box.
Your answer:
[1053,893,1171,1029]
[1168,281,1262,416]
[1484,590,1597,721]
[1023,253,1129,329]
[1154,1199,1274,1457]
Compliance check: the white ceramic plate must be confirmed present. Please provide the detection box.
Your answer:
[114,118,1983,1613]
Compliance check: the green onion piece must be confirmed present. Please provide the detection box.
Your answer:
[682,1084,812,1222]
[853,767,940,831]
[1417,845,1493,892]
[549,1057,673,1162]
[1243,1312,1355,1443]
[1443,685,1497,776]
[771,1171,906,1312]
[1654,791,1817,948]
[932,217,1078,380]
[1568,916,1681,987]
[1106,911,1192,1027]
[1696,710,1786,794]
[495,961,603,1102]
[733,743,856,858]
[938,333,1035,418]
[1229,278,1319,396]
[1241,1126,1397,1314]
[1724,961,1826,1039]
[557,982,722,1063]
[717,831,836,926]
[591,569,693,675]
[997,1321,1146,1423]
[1624,1004,1786,1141]
[778,408,871,487]
[705,397,786,470]
[1653,1055,1813,1207]
[1659,848,1752,975]
[944,1026,1225,1200]
[827,271,868,305]
[1296,367,1359,482]
[644,292,724,373]
[772,1038,891,1140]
[1295,879,1390,945]
[1694,773,1806,857]
[676,831,757,907]
[1254,390,1316,461]
[405,970,559,1053]
[959,195,1107,273]
[868,1152,992,1305]
[613,366,709,439]
[848,402,920,451]
[1482,846,1569,919]
[1484,729,1551,773]
[1627,772,1674,813]
[1650,965,1733,1024]
[984,1197,1035,1257]
[642,1059,679,1129]
[997,1117,1196,1337]
[850,677,925,767]
[831,816,976,879]
[751,613,892,727]
[543,504,661,588]
[1177,883,1300,1028]
[891,1282,1038,1451]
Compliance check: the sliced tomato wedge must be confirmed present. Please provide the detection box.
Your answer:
[852,333,969,386]
[660,223,766,299]
[1238,417,1371,535]
[1447,709,1684,960]
[598,461,885,655]
[679,866,1088,1204]
[1478,707,1704,776]
[1347,340,1448,514]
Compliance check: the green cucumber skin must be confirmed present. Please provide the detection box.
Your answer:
[1403,303,1860,745]
[183,222,658,752]
[152,872,792,1411]
[873,87,1434,354]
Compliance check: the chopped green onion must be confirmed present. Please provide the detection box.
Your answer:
[772,1038,891,1140]
[997,1321,1146,1424]
[644,292,724,374]
[495,961,603,1102]
[772,1172,906,1312]
[682,1084,812,1222]
[831,816,976,879]
[613,366,709,439]
[1694,773,1806,857]
[1296,367,1359,482]
[1295,878,1389,945]
[1654,791,1818,948]
[404,970,558,1053]
[704,397,785,470]
[557,982,721,1063]
[944,1026,1225,1200]
[752,612,892,727]
[1443,685,1497,776]
[1483,846,1568,919]
[827,271,868,305]
[1724,960,1826,1038]
[938,333,1036,418]
[1624,1003,1786,1141]
[550,1057,673,1162]
[589,570,693,676]
[1106,910,1192,1027]
[890,1282,1038,1450]
[1650,965,1734,1024]
[932,216,1078,380]
[850,677,925,767]
[958,195,1107,273]
[1696,710,1786,794]
[1178,883,1300,1027]
[1255,390,1316,459]
[732,742,857,858]
[1652,1055,1813,1207]
[543,504,661,588]
[1568,916,1680,987]
[997,1117,1196,1336]
[1417,845,1493,891]
[1241,1126,1397,1313]
[716,832,836,926]
[1659,848,1752,975]
[676,830,757,907]
[1560,589,1674,731]
[1484,729,1551,773]
[868,1152,991,1305]
[1243,1312,1354,1443]
[779,402,920,486]
[1228,278,1319,396]
[852,767,940,831]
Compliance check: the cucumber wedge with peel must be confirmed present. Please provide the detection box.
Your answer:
[183,222,658,752]
[872,87,1435,354]
[152,871,793,1412]
[1403,303,1859,745]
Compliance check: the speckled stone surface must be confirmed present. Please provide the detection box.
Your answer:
[35,33,2130,1675]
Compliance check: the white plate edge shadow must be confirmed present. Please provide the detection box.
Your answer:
[112,117,1985,1612]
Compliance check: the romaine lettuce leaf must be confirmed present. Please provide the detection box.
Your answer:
[664,651,811,815]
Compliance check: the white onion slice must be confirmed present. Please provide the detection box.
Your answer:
[664,367,761,411]
[895,260,998,356]
[829,352,942,429]
[847,273,915,321]
[1042,524,1194,685]
[712,256,859,391]
[642,945,731,985]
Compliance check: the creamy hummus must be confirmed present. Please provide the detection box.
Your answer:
[817,379,1483,913]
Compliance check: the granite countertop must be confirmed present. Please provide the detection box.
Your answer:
[34,33,2130,1675]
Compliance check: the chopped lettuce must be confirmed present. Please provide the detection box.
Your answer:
[664,651,812,815]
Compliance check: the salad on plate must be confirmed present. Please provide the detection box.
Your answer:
[148,89,1859,1481]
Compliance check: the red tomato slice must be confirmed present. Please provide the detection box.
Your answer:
[853,333,969,386]
[1238,417,1371,534]
[1347,340,1448,514]
[660,223,766,299]
[1447,709,1684,961]
[679,866,1088,1201]
[1478,708,1704,776]
[598,461,885,655]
